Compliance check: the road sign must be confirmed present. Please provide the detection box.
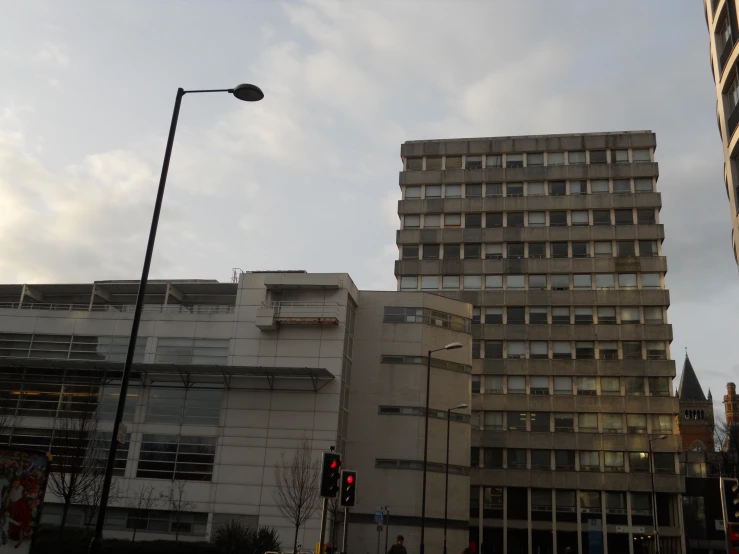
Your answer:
[374,510,383,524]
[615,526,645,534]
[117,423,127,444]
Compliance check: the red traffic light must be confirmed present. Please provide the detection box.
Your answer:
[347,475,354,484]
[330,461,338,469]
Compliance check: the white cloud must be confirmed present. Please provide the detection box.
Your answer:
[33,42,69,68]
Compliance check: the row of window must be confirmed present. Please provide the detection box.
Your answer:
[403,179,654,199]
[405,149,652,171]
[471,447,674,473]
[403,208,657,229]
[471,305,665,325]
[475,411,673,434]
[400,272,663,292]
[472,340,667,360]
[471,375,671,397]
[382,306,471,332]
[403,241,660,260]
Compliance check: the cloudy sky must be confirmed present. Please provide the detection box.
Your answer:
[0,1,737,417]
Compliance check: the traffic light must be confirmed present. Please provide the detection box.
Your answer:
[319,452,342,498]
[340,470,357,507]
[723,477,739,524]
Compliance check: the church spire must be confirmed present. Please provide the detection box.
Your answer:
[677,352,707,401]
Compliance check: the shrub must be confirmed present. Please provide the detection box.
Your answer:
[212,521,281,554]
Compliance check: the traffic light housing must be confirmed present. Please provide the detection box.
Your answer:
[319,452,342,498]
[340,470,356,507]
[723,477,739,524]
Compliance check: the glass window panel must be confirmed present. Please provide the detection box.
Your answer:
[573,274,592,289]
[486,155,502,168]
[568,151,585,164]
[529,307,547,324]
[603,414,623,432]
[507,411,527,431]
[506,154,523,168]
[527,182,545,196]
[484,341,503,359]
[551,243,568,258]
[425,185,441,198]
[579,451,599,470]
[486,183,502,197]
[506,341,525,358]
[554,377,572,395]
[530,376,549,393]
[555,451,575,470]
[528,243,546,258]
[405,186,421,199]
[618,274,637,289]
[466,156,482,169]
[642,273,661,289]
[445,185,462,198]
[571,211,589,225]
[442,276,460,290]
[572,242,589,258]
[466,183,482,197]
[617,241,635,256]
[626,377,645,396]
[507,243,524,258]
[613,179,631,193]
[570,181,587,195]
[530,341,548,359]
[463,276,481,290]
[485,308,502,324]
[552,341,571,358]
[507,275,525,290]
[528,212,546,226]
[507,376,526,394]
[400,276,418,291]
[594,241,612,257]
[485,243,503,259]
[529,275,546,290]
[547,152,564,166]
[507,183,523,197]
[644,307,663,323]
[612,150,629,163]
[484,411,503,430]
[627,414,647,434]
[485,275,503,290]
[549,181,566,196]
[597,307,616,325]
[620,306,640,323]
[601,376,620,395]
[578,413,598,431]
[530,411,550,432]
[527,153,544,166]
[424,214,440,228]
[404,215,420,228]
[444,213,461,226]
[486,213,503,227]
[485,376,503,393]
[599,341,618,360]
[551,275,569,290]
[632,149,651,162]
[595,274,615,289]
[634,178,653,192]
[591,179,609,194]
[421,276,439,290]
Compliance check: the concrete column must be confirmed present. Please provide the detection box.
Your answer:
[527,488,532,554]
[626,491,635,554]
[576,492,582,554]
[601,492,608,554]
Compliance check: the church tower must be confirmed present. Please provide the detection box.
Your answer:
[676,353,715,452]
[725,382,738,426]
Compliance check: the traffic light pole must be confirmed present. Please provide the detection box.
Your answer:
[721,478,732,554]
[318,497,328,554]
[341,507,348,554]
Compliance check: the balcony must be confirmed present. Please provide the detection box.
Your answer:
[0,302,234,314]
[256,301,340,330]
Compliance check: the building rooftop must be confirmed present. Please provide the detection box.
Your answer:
[403,130,654,144]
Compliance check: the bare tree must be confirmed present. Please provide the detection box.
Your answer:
[273,439,320,554]
[327,497,344,553]
[126,484,164,542]
[715,420,739,477]
[166,480,195,542]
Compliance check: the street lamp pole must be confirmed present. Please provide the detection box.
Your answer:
[420,342,463,554]
[88,83,263,554]
[443,403,468,554]
[648,434,667,554]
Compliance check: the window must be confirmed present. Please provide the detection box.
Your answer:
[472,340,481,359]
[426,157,442,170]
[554,377,572,395]
[552,341,571,359]
[595,273,615,289]
[507,307,525,324]
[643,307,663,323]
[442,276,460,290]
[570,181,587,195]
[470,446,480,467]
[507,449,526,468]
[632,149,650,162]
[613,179,631,194]
[506,154,523,168]
[591,179,609,194]
[446,156,462,169]
[485,307,502,324]
[423,244,440,260]
[404,215,420,228]
[614,209,633,225]
[576,341,594,359]
[597,307,616,325]
[507,212,524,227]
[484,341,503,359]
[465,214,482,228]
[551,275,569,291]
[531,451,550,470]
[400,276,418,290]
[551,243,568,258]
[528,212,546,226]
[730,75,739,113]
[592,210,611,225]
[605,452,624,472]
[568,151,585,164]
[603,413,623,433]
[555,450,575,469]
[589,150,607,164]
[528,242,546,258]
[646,341,666,360]
[472,307,480,324]
[642,273,661,289]
[444,244,460,259]
[634,178,653,193]
[425,185,441,198]
[573,274,592,290]
[599,341,618,360]
[549,211,567,226]
[507,243,524,259]
[627,414,647,434]
[466,183,482,197]
[507,183,523,197]
[464,243,481,259]
[653,452,674,473]
[507,412,527,431]
[617,241,635,257]
[530,376,549,394]
[637,209,656,224]
[507,376,526,394]
[618,273,637,290]
[577,377,597,395]
[445,214,461,227]
[406,158,422,171]
[594,241,612,257]
[402,246,419,260]
[612,149,628,163]
[571,211,589,226]
[555,412,574,431]
[547,152,564,166]
[552,307,569,325]
[421,276,439,290]
[137,434,217,481]
[484,411,504,430]
[639,241,658,257]
[486,244,503,259]
[384,307,425,323]
[529,307,547,324]
[527,182,545,196]
[579,451,599,471]
[626,377,644,396]
[506,275,525,290]
[484,448,503,467]
[629,452,650,473]
[486,183,503,197]
[601,377,620,395]
[578,413,598,431]
[466,156,482,169]
[155,338,229,365]
[486,213,503,227]
[405,186,422,199]
[622,341,642,359]
[574,307,593,325]
[463,276,481,290]
[529,275,546,290]
[507,341,525,359]
[527,152,544,166]
[549,181,566,196]
[530,411,550,432]
[485,275,503,290]
[486,155,502,168]
[445,185,462,198]
[422,216,441,231]
[486,376,503,393]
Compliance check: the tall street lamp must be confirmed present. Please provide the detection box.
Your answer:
[420,342,463,554]
[648,434,668,554]
[88,83,264,554]
[443,402,468,554]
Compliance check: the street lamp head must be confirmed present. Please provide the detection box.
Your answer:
[455,403,468,410]
[444,342,463,350]
[658,434,668,440]
[231,84,264,102]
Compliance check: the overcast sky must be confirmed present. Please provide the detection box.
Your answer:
[0,0,737,418]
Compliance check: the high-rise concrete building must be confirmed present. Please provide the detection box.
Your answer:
[703,0,739,270]
[394,132,685,554]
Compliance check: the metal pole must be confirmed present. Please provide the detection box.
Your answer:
[319,497,329,554]
[384,507,389,554]
[443,408,451,554]
[376,525,381,554]
[89,87,185,554]
[649,438,661,554]
[420,351,432,554]
[720,478,732,554]
[341,507,348,554]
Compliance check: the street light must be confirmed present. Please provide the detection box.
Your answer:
[420,342,463,554]
[88,84,263,554]
[443,403,468,554]
[648,434,668,554]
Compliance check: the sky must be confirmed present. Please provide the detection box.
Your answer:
[0,0,737,418]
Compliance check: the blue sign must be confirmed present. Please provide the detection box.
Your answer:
[374,511,383,524]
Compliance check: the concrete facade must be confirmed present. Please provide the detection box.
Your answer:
[394,132,686,554]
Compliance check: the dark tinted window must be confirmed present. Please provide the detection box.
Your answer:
[464,244,481,259]
[528,243,546,258]
[551,242,568,258]
[423,244,439,259]
[549,181,566,196]
[487,213,503,227]
[466,213,482,228]
[549,212,567,226]
[508,212,524,227]
[444,244,460,259]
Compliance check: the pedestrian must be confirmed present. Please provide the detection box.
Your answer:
[387,535,407,554]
